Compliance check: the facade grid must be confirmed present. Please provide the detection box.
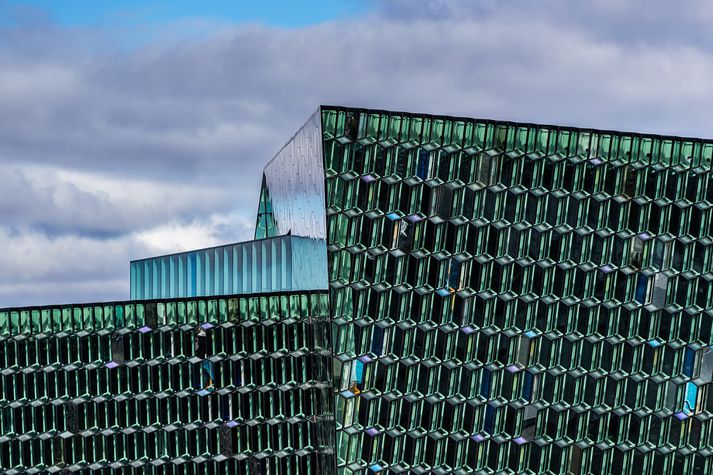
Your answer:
[317,107,713,475]
[0,292,334,474]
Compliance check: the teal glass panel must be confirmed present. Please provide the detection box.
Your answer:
[130,235,327,300]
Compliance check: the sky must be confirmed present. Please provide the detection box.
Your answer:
[1,0,713,307]
[1,0,365,28]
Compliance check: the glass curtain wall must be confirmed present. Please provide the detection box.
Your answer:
[0,291,334,474]
[130,235,328,300]
[321,106,713,475]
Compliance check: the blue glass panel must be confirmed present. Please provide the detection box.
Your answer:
[371,327,384,355]
[484,405,495,434]
[634,274,648,303]
[129,262,138,299]
[355,360,364,385]
[177,254,184,297]
[647,339,662,348]
[436,288,452,297]
[189,252,197,296]
[684,381,698,415]
[522,371,534,401]
[192,361,202,389]
[480,369,492,397]
[417,149,430,179]
[291,237,328,292]
[220,395,231,420]
[202,360,215,389]
[448,259,461,289]
[683,347,695,377]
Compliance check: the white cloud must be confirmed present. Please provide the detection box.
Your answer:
[135,212,254,255]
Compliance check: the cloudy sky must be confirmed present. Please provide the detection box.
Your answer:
[1,0,712,307]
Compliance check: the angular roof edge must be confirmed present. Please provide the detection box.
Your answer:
[319,104,713,144]
[129,234,307,264]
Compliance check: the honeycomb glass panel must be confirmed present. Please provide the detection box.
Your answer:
[320,106,713,475]
[0,291,333,474]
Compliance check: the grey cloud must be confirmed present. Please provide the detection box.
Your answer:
[0,280,129,309]
[0,164,237,237]
[3,1,713,183]
[0,229,138,307]
[377,0,713,49]
[0,212,255,308]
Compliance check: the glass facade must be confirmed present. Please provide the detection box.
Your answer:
[0,291,334,473]
[321,107,713,475]
[130,235,328,300]
[2,105,713,474]
[258,110,327,240]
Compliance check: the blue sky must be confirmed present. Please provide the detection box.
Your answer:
[2,0,713,306]
[2,0,367,28]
